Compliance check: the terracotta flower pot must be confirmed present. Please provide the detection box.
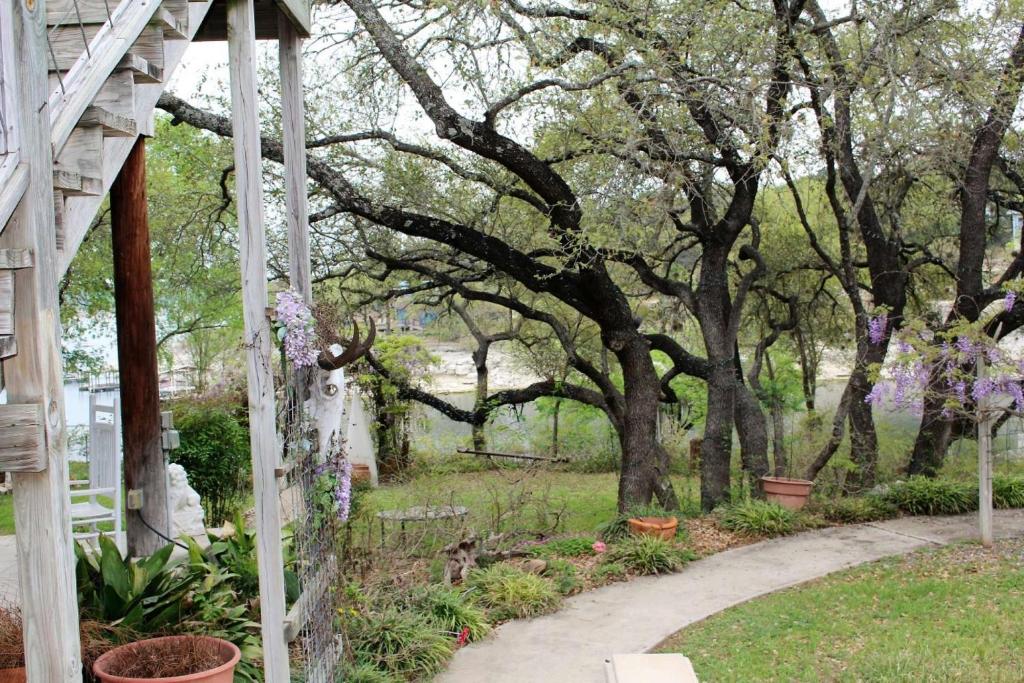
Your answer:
[761,476,814,510]
[628,516,678,540]
[0,667,25,683]
[351,464,372,484]
[92,636,240,683]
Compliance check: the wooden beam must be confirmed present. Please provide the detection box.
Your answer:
[0,164,29,233]
[3,0,83,676]
[111,137,170,557]
[228,0,291,677]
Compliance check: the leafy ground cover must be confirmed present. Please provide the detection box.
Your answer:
[658,538,1024,682]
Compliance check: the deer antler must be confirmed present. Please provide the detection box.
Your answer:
[317,316,376,370]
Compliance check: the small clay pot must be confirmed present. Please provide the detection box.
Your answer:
[0,667,26,683]
[92,635,239,683]
[351,464,372,484]
[628,516,678,540]
[761,476,814,510]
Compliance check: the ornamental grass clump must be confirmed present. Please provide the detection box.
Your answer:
[603,535,695,575]
[993,476,1024,509]
[720,499,796,536]
[411,585,491,642]
[466,564,561,621]
[884,477,977,516]
[348,608,454,680]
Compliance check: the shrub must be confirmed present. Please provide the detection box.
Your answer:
[411,586,491,642]
[466,564,561,621]
[528,536,597,558]
[884,477,977,516]
[993,476,1024,509]
[603,536,694,575]
[541,559,581,595]
[0,601,21,668]
[170,402,251,524]
[348,608,454,679]
[817,496,899,523]
[720,499,796,536]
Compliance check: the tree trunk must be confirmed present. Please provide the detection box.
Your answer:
[551,399,561,457]
[804,379,854,481]
[794,327,816,413]
[471,345,488,451]
[844,344,883,491]
[734,382,769,492]
[766,355,787,477]
[908,386,954,477]
[701,363,735,511]
[614,337,679,512]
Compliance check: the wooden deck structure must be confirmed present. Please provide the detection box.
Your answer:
[0,0,313,677]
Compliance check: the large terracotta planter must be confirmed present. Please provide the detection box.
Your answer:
[628,516,678,540]
[762,476,814,510]
[0,667,25,683]
[92,636,240,683]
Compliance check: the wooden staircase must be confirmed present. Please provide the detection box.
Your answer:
[0,0,215,366]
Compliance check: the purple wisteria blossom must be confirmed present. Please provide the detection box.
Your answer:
[275,289,320,368]
[1005,290,1017,313]
[868,313,888,345]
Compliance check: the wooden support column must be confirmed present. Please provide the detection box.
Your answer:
[3,0,83,678]
[227,0,291,678]
[279,17,312,304]
[111,136,169,557]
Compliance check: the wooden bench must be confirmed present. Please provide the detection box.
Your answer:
[376,505,469,547]
[605,654,699,683]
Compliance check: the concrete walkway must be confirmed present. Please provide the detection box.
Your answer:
[0,536,17,605]
[437,510,1024,683]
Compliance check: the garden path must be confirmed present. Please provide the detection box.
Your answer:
[437,510,1024,683]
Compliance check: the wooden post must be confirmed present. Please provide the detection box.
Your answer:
[978,350,994,547]
[227,0,291,678]
[2,0,84,678]
[279,16,312,305]
[111,136,170,556]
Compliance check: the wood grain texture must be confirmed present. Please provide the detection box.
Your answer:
[0,404,44,471]
[111,137,170,556]
[279,19,311,302]
[0,270,12,335]
[4,0,84,676]
[228,0,291,677]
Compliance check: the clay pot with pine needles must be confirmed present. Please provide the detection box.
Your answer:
[92,636,239,683]
[0,601,24,683]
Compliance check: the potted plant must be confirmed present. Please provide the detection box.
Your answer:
[92,635,239,683]
[761,476,814,510]
[0,602,24,683]
[627,516,678,540]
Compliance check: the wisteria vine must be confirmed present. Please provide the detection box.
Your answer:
[865,292,1024,420]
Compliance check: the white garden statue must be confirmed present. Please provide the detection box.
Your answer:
[168,463,206,538]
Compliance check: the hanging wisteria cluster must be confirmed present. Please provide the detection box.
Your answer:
[312,447,353,524]
[865,294,1024,419]
[274,289,320,368]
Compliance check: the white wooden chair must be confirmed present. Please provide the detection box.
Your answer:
[70,394,123,546]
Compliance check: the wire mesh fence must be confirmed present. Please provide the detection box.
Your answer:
[280,367,345,682]
[994,413,1024,462]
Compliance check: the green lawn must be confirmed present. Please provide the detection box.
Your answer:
[659,538,1024,682]
[357,469,701,546]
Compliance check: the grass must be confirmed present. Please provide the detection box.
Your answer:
[0,463,117,535]
[658,538,1024,682]
[359,470,701,541]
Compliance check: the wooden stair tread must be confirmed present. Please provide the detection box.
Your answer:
[153,8,187,39]
[80,105,138,137]
[117,52,164,83]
